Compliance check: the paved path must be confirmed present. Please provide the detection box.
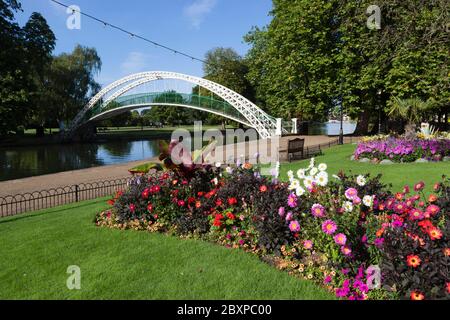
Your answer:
[0,135,360,197]
[0,158,157,197]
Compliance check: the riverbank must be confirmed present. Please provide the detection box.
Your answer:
[0,135,356,197]
[0,158,156,197]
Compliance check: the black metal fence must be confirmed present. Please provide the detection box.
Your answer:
[0,177,130,218]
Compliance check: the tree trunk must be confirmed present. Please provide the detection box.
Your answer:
[353,110,370,136]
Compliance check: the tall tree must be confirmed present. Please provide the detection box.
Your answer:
[43,45,102,128]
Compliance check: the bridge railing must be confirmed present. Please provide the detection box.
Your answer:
[84,92,247,124]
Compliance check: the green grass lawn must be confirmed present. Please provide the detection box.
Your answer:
[0,199,333,300]
[279,144,449,194]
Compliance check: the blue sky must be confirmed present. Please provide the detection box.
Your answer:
[16,0,273,86]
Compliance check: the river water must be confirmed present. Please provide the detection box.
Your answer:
[0,123,356,181]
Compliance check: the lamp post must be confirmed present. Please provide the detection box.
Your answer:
[339,80,344,145]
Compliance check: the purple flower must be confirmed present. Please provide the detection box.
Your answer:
[324,276,332,284]
[374,238,384,248]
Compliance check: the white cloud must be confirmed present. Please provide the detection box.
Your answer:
[120,52,151,75]
[183,0,217,29]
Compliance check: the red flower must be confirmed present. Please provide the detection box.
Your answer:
[213,220,222,227]
[403,185,410,194]
[428,227,443,240]
[197,192,204,197]
[406,255,421,268]
[107,199,115,206]
[228,197,238,206]
[226,212,236,220]
[215,199,223,207]
[177,200,186,207]
[418,220,433,230]
[147,203,153,212]
[195,201,202,209]
[129,204,136,213]
[260,185,268,193]
[410,291,425,300]
[215,214,224,221]
[446,283,450,294]
[414,181,425,192]
[188,197,196,204]
[142,189,150,199]
[433,183,441,192]
[395,192,403,201]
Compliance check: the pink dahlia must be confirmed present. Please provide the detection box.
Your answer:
[345,188,358,200]
[311,204,326,218]
[289,220,301,232]
[322,220,337,235]
[287,193,298,208]
[334,233,347,246]
[341,246,352,256]
[303,240,313,250]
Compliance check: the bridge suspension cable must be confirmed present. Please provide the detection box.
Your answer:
[50,0,220,68]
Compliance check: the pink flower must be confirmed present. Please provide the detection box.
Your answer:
[322,220,337,235]
[278,207,285,218]
[409,209,424,221]
[353,197,361,205]
[303,240,313,250]
[345,188,358,200]
[414,181,425,192]
[285,211,293,222]
[287,193,298,208]
[426,205,440,216]
[129,204,136,213]
[334,233,347,246]
[311,204,326,218]
[324,276,332,284]
[341,246,352,256]
[177,200,186,207]
[289,220,301,232]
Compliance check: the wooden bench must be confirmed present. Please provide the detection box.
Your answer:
[287,138,305,162]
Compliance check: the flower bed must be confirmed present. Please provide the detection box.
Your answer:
[96,144,449,300]
[354,136,450,163]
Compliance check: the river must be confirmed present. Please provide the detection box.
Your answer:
[0,122,356,181]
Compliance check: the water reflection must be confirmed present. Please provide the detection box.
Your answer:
[0,140,160,181]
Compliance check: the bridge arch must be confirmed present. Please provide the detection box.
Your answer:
[67,71,280,139]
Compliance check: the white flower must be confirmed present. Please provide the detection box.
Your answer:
[318,163,327,172]
[297,169,306,179]
[310,167,319,176]
[304,176,314,189]
[287,170,294,181]
[310,157,315,167]
[332,174,341,181]
[225,167,233,174]
[315,171,329,187]
[289,179,300,191]
[276,161,280,170]
[215,162,222,168]
[344,201,354,213]
[363,195,374,207]
[213,178,219,186]
[296,186,306,196]
[357,175,367,187]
